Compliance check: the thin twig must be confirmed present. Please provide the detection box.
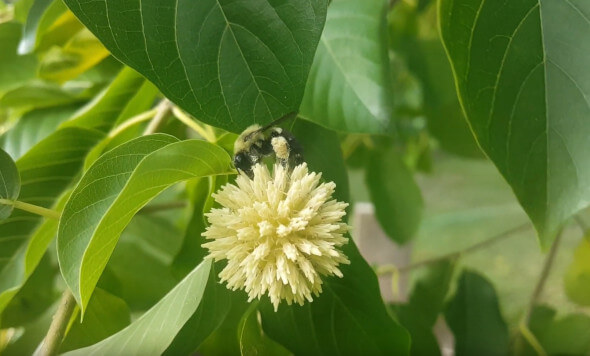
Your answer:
[0,199,60,220]
[379,223,530,274]
[522,229,563,325]
[143,99,172,135]
[37,291,76,356]
[108,108,158,138]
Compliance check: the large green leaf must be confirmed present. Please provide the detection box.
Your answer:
[58,135,233,313]
[0,128,103,318]
[62,0,327,132]
[444,270,509,356]
[394,261,455,356]
[237,303,290,356]
[564,237,590,306]
[0,148,20,219]
[366,147,423,244]
[300,0,394,134]
[17,0,53,54]
[439,0,590,247]
[62,260,212,356]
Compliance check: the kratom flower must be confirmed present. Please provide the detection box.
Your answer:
[202,163,350,311]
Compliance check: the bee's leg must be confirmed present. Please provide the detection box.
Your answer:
[271,136,290,167]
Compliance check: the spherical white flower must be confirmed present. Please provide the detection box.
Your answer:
[202,163,350,311]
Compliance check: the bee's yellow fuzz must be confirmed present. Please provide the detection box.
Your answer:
[202,163,350,311]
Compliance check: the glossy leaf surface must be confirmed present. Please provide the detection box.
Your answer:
[62,0,328,132]
[439,0,590,246]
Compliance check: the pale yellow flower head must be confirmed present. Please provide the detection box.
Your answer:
[202,163,350,311]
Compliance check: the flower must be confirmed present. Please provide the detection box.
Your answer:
[202,163,350,311]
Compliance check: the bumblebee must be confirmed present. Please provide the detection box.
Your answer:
[233,112,304,177]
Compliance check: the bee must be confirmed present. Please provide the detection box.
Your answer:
[233,112,304,178]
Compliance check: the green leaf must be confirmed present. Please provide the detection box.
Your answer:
[107,215,183,311]
[60,288,130,353]
[17,0,53,54]
[162,264,232,356]
[1,104,79,160]
[300,0,394,134]
[0,22,37,94]
[394,261,455,356]
[38,28,110,83]
[0,148,20,219]
[62,260,212,356]
[564,237,590,306]
[0,128,103,317]
[20,0,68,54]
[62,66,151,132]
[292,119,349,204]
[58,135,233,313]
[62,0,327,132]
[522,305,590,356]
[439,0,590,246]
[366,147,423,244]
[444,270,509,356]
[0,81,83,109]
[237,303,290,356]
[1,253,55,328]
[260,241,410,355]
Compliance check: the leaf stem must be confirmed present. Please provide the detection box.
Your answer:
[522,229,563,325]
[518,322,547,356]
[143,99,172,135]
[108,108,158,138]
[0,198,60,220]
[172,106,217,142]
[376,223,530,275]
[37,290,76,356]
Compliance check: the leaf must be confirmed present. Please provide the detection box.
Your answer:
[237,303,290,356]
[444,270,509,356]
[564,237,590,306]
[292,119,349,204]
[60,288,130,352]
[0,22,37,94]
[62,66,151,132]
[366,147,423,244]
[0,148,20,219]
[0,81,83,109]
[107,215,183,311]
[0,128,103,317]
[300,0,394,134]
[394,261,455,356]
[522,305,590,356]
[17,0,54,54]
[1,104,80,160]
[62,0,327,132]
[162,264,232,356]
[38,28,110,83]
[58,135,233,313]
[260,241,410,355]
[62,260,212,356]
[20,0,69,54]
[439,0,590,246]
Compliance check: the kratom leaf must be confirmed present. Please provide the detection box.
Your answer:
[439,0,590,247]
[58,135,233,313]
[62,0,328,132]
[564,237,590,306]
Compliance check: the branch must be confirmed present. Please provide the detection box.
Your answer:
[37,291,76,356]
[377,223,530,275]
[0,199,60,220]
[143,99,172,135]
